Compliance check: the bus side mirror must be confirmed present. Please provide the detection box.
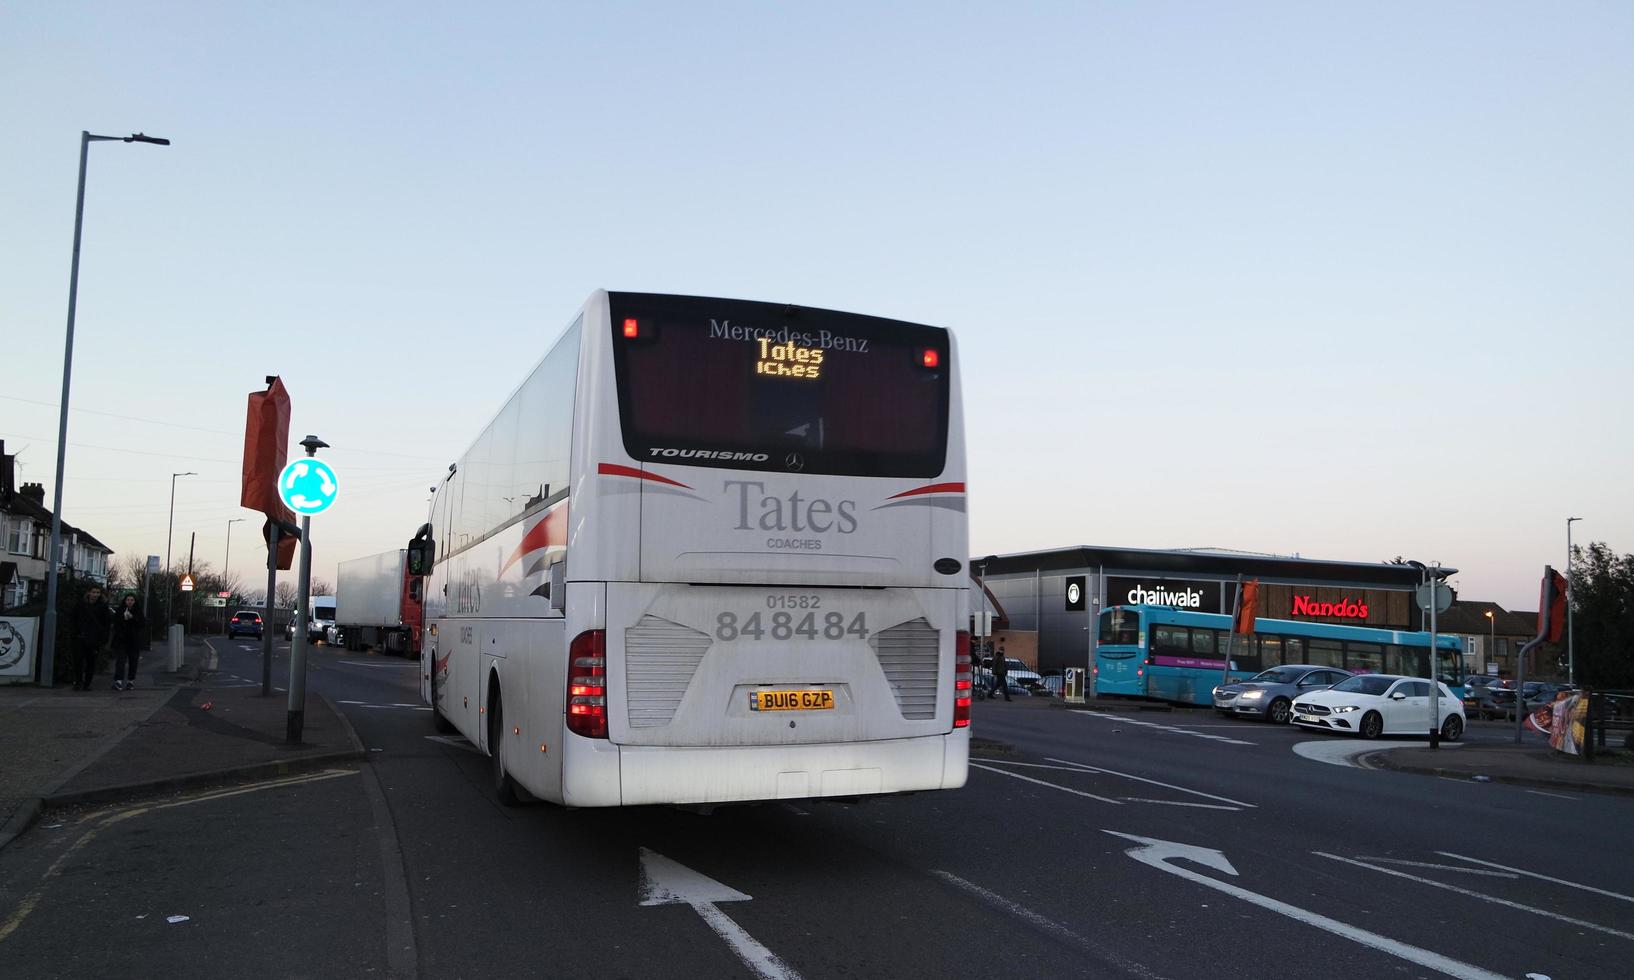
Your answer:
[407,538,435,576]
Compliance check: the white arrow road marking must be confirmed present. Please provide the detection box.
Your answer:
[1314,853,1634,942]
[1437,851,1634,904]
[931,871,1167,979]
[971,763,1124,804]
[638,848,801,980]
[1105,832,1508,980]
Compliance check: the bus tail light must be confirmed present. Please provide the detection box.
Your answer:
[622,318,640,338]
[920,348,941,369]
[953,630,972,728]
[567,630,608,739]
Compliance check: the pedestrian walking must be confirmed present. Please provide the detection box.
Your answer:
[110,593,146,691]
[990,650,1011,702]
[69,585,113,691]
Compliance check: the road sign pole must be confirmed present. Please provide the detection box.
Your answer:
[280,434,333,742]
[261,524,278,697]
[1428,565,1441,750]
[286,513,313,743]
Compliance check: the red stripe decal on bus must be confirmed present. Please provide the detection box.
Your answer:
[596,462,693,489]
[499,502,569,577]
[887,482,966,500]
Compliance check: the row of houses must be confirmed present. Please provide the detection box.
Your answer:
[0,439,114,613]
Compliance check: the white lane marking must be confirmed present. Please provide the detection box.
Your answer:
[1045,757,1257,808]
[1438,851,1634,905]
[1352,858,1517,878]
[1523,789,1578,801]
[425,735,482,755]
[1117,797,1240,811]
[971,763,1123,804]
[338,700,430,711]
[1107,832,1508,980]
[638,848,800,980]
[1070,711,1255,745]
[337,660,419,668]
[931,871,1166,979]
[780,803,810,817]
[1290,739,1454,768]
[1314,853,1634,942]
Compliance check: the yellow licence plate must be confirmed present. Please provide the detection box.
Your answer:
[750,689,835,712]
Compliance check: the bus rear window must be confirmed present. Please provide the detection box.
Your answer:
[609,293,950,478]
[1099,608,1140,646]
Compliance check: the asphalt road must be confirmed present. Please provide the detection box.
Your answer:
[3,638,1631,980]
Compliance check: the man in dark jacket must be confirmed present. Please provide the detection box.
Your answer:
[110,593,146,691]
[989,650,1011,702]
[70,585,112,691]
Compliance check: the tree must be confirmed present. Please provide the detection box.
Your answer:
[310,579,334,597]
[274,582,298,608]
[1571,542,1634,689]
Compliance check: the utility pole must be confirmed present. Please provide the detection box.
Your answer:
[1566,517,1581,685]
[186,531,196,635]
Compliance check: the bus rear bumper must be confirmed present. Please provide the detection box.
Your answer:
[611,731,968,807]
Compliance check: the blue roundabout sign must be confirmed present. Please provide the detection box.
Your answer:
[277,458,339,516]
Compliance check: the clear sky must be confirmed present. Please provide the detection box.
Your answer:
[3,2,1629,610]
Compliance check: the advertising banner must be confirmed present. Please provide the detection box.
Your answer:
[1527,693,1589,755]
[0,616,39,681]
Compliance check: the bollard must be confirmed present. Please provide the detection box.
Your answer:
[168,624,184,673]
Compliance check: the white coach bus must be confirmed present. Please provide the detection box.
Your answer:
[414,291,971,807]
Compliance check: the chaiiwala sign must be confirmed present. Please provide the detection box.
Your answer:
[1291,595,1369,619]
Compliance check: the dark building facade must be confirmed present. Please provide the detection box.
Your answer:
[974,546,1439,672]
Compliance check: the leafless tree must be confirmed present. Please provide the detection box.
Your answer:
[274,582,299,608]
[310,579,335,597]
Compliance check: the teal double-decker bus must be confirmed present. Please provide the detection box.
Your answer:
[1093,604,1465,706]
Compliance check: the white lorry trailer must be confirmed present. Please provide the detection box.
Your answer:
[335,549,423,655]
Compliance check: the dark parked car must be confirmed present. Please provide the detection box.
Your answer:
[227,610,263,639]
[1463,682,1512,720]
[1213,665,1352,724]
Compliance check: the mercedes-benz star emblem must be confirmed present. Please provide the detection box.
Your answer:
[785,453,805,472]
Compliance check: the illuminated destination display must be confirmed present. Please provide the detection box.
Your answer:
[756,337,825,380]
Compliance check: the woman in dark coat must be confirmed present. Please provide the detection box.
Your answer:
[110,593,146,691]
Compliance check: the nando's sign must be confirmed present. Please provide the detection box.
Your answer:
[1291,595,1369,620]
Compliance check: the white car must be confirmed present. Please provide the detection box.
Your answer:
[1291,674,1464,741]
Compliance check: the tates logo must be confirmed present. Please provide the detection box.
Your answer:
[725,480,857,534]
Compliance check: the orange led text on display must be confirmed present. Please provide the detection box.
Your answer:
[756,337,824,380]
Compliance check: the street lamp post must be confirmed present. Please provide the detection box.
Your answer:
[1484,609,1495,675]
[1567,517,1581,685]
[38,130,170,687]
[164,471,197,629]
[222,517,245,631]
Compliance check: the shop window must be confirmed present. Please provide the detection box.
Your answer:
[1345,642,1384,675]
[1307,638,1343,669]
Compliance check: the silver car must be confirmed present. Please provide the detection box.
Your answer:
[1213,665,1352,724]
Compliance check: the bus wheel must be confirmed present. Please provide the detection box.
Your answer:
[1267,698,1291,725]
[1441,715,1464,742]
[490,689,521,806]
[1360,711,1383,740]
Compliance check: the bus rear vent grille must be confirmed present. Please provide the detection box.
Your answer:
[624,615,711,729]
[872,618,940,720]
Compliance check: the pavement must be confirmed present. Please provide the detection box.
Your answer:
[1368,738,1634,795]
[0,635,363,850]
